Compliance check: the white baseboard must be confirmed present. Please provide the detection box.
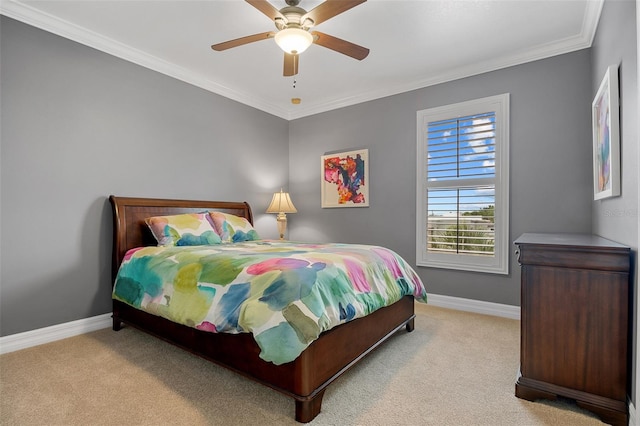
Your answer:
[427,293,521,320]
[0,295,519,355]
[0,294,517,355]
[0,313,112,355]
[629,399,637,426]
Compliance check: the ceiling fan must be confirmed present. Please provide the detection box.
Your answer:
[211,0,370,77]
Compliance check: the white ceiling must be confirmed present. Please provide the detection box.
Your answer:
[1,0,603,120]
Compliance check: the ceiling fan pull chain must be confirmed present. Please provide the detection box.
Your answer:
[293,54,298,88]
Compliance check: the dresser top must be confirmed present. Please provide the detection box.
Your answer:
[514,233,629,249]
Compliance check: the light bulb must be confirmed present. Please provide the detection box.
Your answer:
[274,28,313,54]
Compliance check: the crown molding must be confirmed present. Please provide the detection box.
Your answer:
[0,0,291,120]
[1,0,603,121]
[288,0,604,120]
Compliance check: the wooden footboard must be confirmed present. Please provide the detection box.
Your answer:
[113,295,415,422]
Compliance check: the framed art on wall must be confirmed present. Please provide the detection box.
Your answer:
[321,148,369,208]
[592,64,620,200]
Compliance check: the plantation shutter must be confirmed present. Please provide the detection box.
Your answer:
[426,113,496,256]
[417,94,509,274]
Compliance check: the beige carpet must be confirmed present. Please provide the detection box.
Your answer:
[1,304,603,425]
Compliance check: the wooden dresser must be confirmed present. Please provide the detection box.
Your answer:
[514,233,631,426]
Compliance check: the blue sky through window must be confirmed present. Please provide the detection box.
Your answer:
[427,112,496,216]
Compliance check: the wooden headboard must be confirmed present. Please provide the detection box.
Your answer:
[109,195,253,283]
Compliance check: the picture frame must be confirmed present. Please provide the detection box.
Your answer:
[592,64,620,200]
[321,148,369,208]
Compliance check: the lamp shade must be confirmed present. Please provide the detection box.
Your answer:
[274,28,313,55]
[266,190,297,214]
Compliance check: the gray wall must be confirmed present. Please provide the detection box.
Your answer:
[590,0,638,406]
[0,17,289,336]
[591,0,638,261]
[288,49,594,306]
[2,0,638,410]
[2,5,637,404]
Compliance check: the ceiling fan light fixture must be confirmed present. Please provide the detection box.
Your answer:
[274,28,313,54]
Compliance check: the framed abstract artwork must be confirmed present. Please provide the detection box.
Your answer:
[321,148,369,208]
[592,64,620,200]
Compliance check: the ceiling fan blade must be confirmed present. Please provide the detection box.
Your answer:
[283,53,299,76]
[246,0,285,21]
[211,31,275,51]
[311,31,369,60]
[302,0,366,27]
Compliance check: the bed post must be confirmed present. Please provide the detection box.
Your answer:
[112,317,122,331]
[109,195,122,332]
[109,195,122,285]
[295,389,326,423]
[406,317,415,332]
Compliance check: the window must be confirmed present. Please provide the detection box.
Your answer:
[416,94,509,274]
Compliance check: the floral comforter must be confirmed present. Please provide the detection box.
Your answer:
[113,240,427,364]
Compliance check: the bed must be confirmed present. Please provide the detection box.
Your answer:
[109,195,425,422]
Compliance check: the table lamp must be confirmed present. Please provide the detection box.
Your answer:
[266,189,297,240]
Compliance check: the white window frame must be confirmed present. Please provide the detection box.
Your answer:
[416,94,510,274]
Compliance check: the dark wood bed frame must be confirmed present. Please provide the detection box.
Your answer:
[109,195,416,423]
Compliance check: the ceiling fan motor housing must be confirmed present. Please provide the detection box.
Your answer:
[276,6,314,31]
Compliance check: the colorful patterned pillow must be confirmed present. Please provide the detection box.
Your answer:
[209,211,260,243]
[145,213,221,246]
